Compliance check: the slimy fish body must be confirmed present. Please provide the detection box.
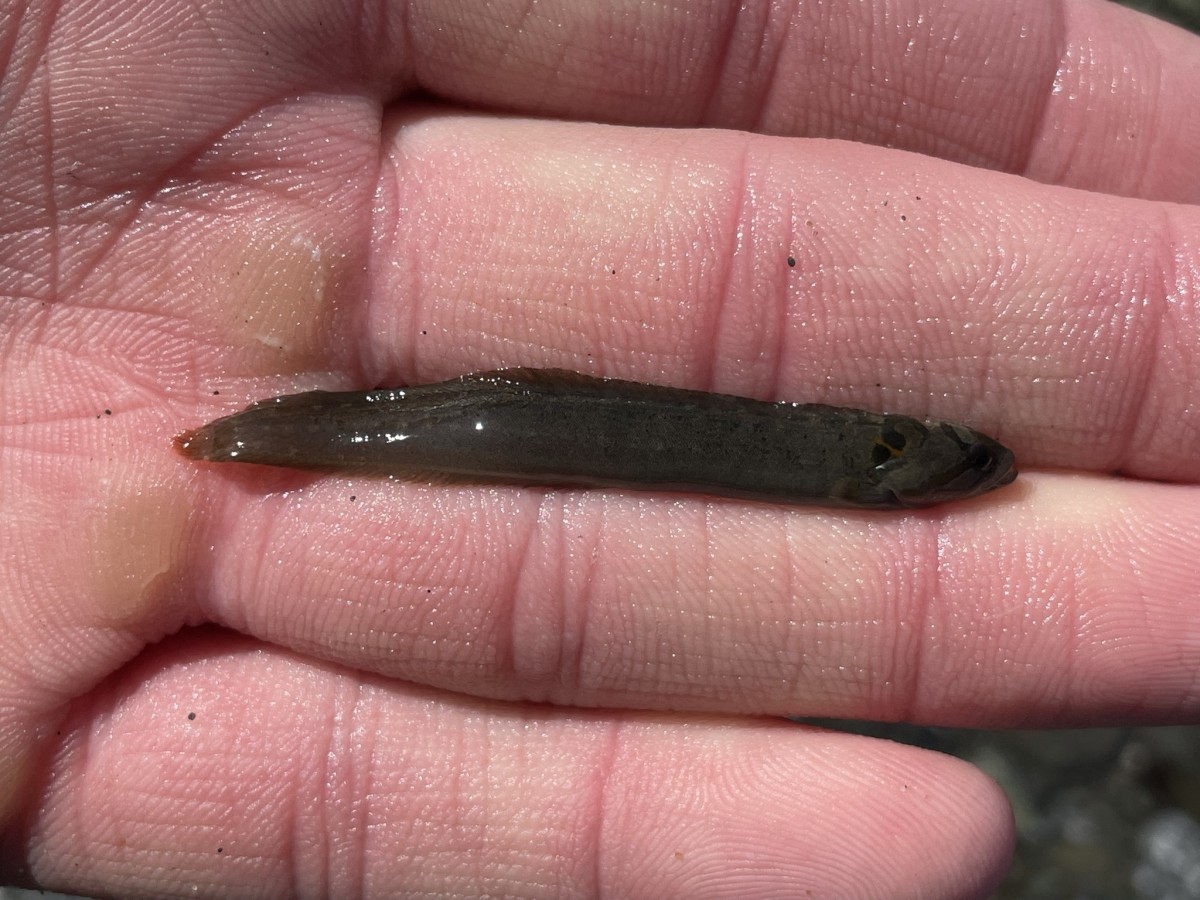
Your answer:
[175,368,1016,509]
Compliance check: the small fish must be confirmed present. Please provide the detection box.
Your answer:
[175,368,1017,509]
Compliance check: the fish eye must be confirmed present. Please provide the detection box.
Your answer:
[871,441,896,467]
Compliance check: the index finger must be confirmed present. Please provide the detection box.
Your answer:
[406,0,1200,201]
[370,114,1199,483]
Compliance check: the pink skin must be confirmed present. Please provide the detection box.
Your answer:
[2,0,1199,896]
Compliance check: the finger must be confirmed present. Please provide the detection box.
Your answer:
[3,634,1013,899]
[17,1,1198,216]
[190,471,1200,728]
[370,114,1200,482]
[404,0,1200,201]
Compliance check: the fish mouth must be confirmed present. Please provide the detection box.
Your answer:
[940,436,1017,497]
[980,443,1018,489]
[888,440,1018,508]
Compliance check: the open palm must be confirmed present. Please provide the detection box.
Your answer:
[3,1,1199,897]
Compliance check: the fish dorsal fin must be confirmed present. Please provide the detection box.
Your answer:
[458,367,697,403]
[458,367,605,388]
[246,389,342,411]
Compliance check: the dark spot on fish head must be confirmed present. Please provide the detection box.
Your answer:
[871,422,909,466]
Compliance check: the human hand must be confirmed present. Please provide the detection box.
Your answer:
[3,1,1199,897]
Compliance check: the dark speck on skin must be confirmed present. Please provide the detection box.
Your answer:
[187,712,196,721]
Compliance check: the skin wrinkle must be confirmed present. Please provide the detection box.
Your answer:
[332,677,370,898]
[911,517,947,725]
[506,490,550,691]
[753,2,799,137]
[0,7,51,126]
[49,204,124,303]
[1055,551,1084,723]
[1090,509,1190,715]
[1137,24,1167,193]
[864,9,913,148]
[39,38,60,305]
[376,116,424,386]
[572,501,623,704]
[569,496,606,705]
[471,711,493,885]
[722,137,796,400]
[187,476,248,632]
[348,680,373,900]
[767,520,805,705]
[1004,0,1066,177]
[699,502,717,695]
[365,120,407,388]
[0,744,36,836]
[1117,205,1173,476]
[1027,5,1141,194]
[757,200,789,404]
[558,494,591,706]
[763,196,820,405]
[239,491,300,636]
[954,6,1048,171]
[1077,215,1163,472]
[308,680,335,900]
[475,495,524,687]
[782,513,848,712]
[779,516,800,703]
[279,711,302,898]
[586,718,620,899]
[992,505,1056,722]
[698,0,762,129]
[1068,9,1158,195]
[703,139,752,394]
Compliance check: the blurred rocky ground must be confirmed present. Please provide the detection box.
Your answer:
[800,721,1200,899]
